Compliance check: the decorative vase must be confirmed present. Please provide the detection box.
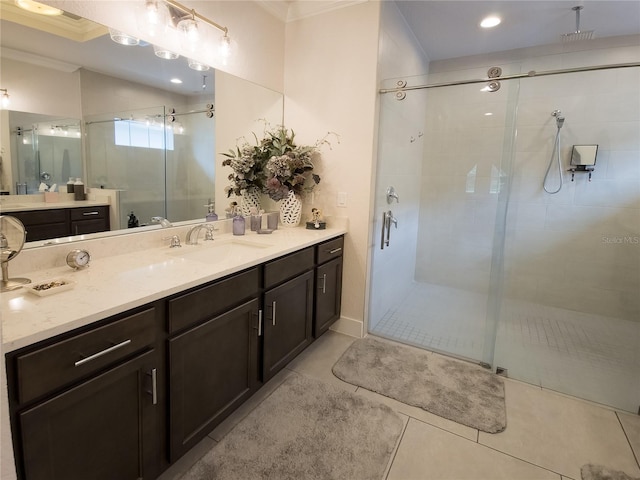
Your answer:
[279,190,303,227]
[240,189,261,216]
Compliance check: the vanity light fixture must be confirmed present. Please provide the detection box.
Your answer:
[0,89,10,109]
[15,0,63,16]
[188,58,210,72]
[109,28,140,46]
[139,0,169,38]
[153,44,180,60]
[163,0,232,58]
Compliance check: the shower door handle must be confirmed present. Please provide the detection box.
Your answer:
[381,210,398,250]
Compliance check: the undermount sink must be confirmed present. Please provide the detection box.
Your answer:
[166,237,272,264]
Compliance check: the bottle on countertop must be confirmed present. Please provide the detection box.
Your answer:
[127,211,139,228]
[205,199,218,222]
[73,178,85,201]
[66,177,75,193]
[232,205,245,236]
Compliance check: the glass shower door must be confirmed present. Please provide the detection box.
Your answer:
[369,70,520,367]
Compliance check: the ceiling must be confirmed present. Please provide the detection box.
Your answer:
[394,1,640,61]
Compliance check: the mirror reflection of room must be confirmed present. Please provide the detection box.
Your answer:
[0,0,283,245]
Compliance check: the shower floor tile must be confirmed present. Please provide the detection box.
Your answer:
[370,281,640,412]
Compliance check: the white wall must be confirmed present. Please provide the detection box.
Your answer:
[368,2,429,330]
[283,1,381,336]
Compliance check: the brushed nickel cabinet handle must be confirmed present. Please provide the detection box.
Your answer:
[328,247,342,254]
[272,301,277,326]
[258,310,263,336]
[319,273,327,294]
[150,368,158,405]
[74,339,132,367]
[82,211,100,216]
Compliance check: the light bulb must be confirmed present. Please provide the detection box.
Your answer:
[15,0,63,16]
[1,92,9,109]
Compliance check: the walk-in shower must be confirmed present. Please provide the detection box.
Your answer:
[371,47,640,412]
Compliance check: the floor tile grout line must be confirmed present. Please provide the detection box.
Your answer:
[615,411,640,469]
[384,414,411,480]
[403,408,567,479]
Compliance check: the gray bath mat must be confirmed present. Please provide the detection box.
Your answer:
[181,374,404,480]
[332,336,506,433]
[581,464,640,480]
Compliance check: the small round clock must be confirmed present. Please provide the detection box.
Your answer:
[66,249,91,269]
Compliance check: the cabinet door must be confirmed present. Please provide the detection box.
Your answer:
[263,271,314,381]
[314,256,343,338]
[19,350,160,480]
[169,299,259,461]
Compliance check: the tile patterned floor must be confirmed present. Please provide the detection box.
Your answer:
[158,331,640,480]
[371,282,640,412]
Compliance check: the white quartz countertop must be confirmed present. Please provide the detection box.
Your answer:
[0,200,109,213]
[1,225,346,353]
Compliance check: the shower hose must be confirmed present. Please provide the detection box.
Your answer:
[543,126,563,194]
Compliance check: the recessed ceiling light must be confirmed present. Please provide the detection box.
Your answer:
[15,0,63,16]
[480,16,501,28]
[170,78,183,84]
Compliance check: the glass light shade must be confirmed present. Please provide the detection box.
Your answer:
[1,93,10,109]
[138,0,169,38]
[178,18,201,53]
[219,34,232,58]
[153,44,179,60]
[188,58,209,71]
[109,28,140,46]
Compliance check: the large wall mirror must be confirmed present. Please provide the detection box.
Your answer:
[0,1,283,247]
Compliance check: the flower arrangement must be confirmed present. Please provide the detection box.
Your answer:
[221,133,271,198]
[222,123,336,201]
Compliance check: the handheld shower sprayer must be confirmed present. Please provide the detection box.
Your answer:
[552,110,565,129]
[544,110,566,194]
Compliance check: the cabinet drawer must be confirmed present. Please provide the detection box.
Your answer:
[10,209,68,226]
[168,267,259,334]
[316,236,344,264]
[264,247,314,289]
[70,206,108,221]
[15,307,156,404]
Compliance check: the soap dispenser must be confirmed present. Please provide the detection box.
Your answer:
[205,199,218,221]
[232,205,245,236]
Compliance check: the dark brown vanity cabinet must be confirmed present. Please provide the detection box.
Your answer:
[6,305,164,480]
[10,205,110,242]
[314,236,344,338]
[262,248,315,381]
[167,267,260,461]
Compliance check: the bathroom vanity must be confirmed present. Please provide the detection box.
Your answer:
[2,225,345,480]
[0,201,111,242]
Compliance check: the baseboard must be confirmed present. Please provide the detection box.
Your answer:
[329,316,363,338]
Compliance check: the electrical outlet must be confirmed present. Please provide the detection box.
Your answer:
[337,192,347,207]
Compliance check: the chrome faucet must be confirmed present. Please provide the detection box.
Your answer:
[151,216,172,228]
[186,223,217,245]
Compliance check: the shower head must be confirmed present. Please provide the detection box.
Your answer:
[561,6,594,42]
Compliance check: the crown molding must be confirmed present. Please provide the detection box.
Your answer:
[1,46,80,72]
[254,0,368,23]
